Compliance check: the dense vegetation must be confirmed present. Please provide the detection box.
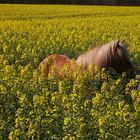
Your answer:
[0,4,140,139]
[1,0,140,5]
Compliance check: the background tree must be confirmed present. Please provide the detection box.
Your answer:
[0,0,140,6]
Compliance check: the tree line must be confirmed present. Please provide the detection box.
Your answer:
[1,0,140,5]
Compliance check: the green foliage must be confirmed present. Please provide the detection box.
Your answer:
[0,5,140,140]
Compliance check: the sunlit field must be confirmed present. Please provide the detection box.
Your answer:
[0,4,140,139]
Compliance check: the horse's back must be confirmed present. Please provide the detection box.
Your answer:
[39,54,74,76]
[53,54,72,67]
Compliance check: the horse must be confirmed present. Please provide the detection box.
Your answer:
[38,54,76,78]
[76,40,134,77]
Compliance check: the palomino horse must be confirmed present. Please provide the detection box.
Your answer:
[38,54,76,77]
[76,40,134,77]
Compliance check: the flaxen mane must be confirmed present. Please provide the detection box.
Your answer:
[76,40,134,77]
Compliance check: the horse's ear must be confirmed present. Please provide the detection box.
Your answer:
[114,40,120,52]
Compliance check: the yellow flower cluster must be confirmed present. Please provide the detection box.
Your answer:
[0,4,140,140]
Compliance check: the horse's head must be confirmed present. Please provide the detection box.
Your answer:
[111,40,134,77]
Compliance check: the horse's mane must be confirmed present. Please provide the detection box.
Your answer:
[94,40,131,67]
[76,40,130,69]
